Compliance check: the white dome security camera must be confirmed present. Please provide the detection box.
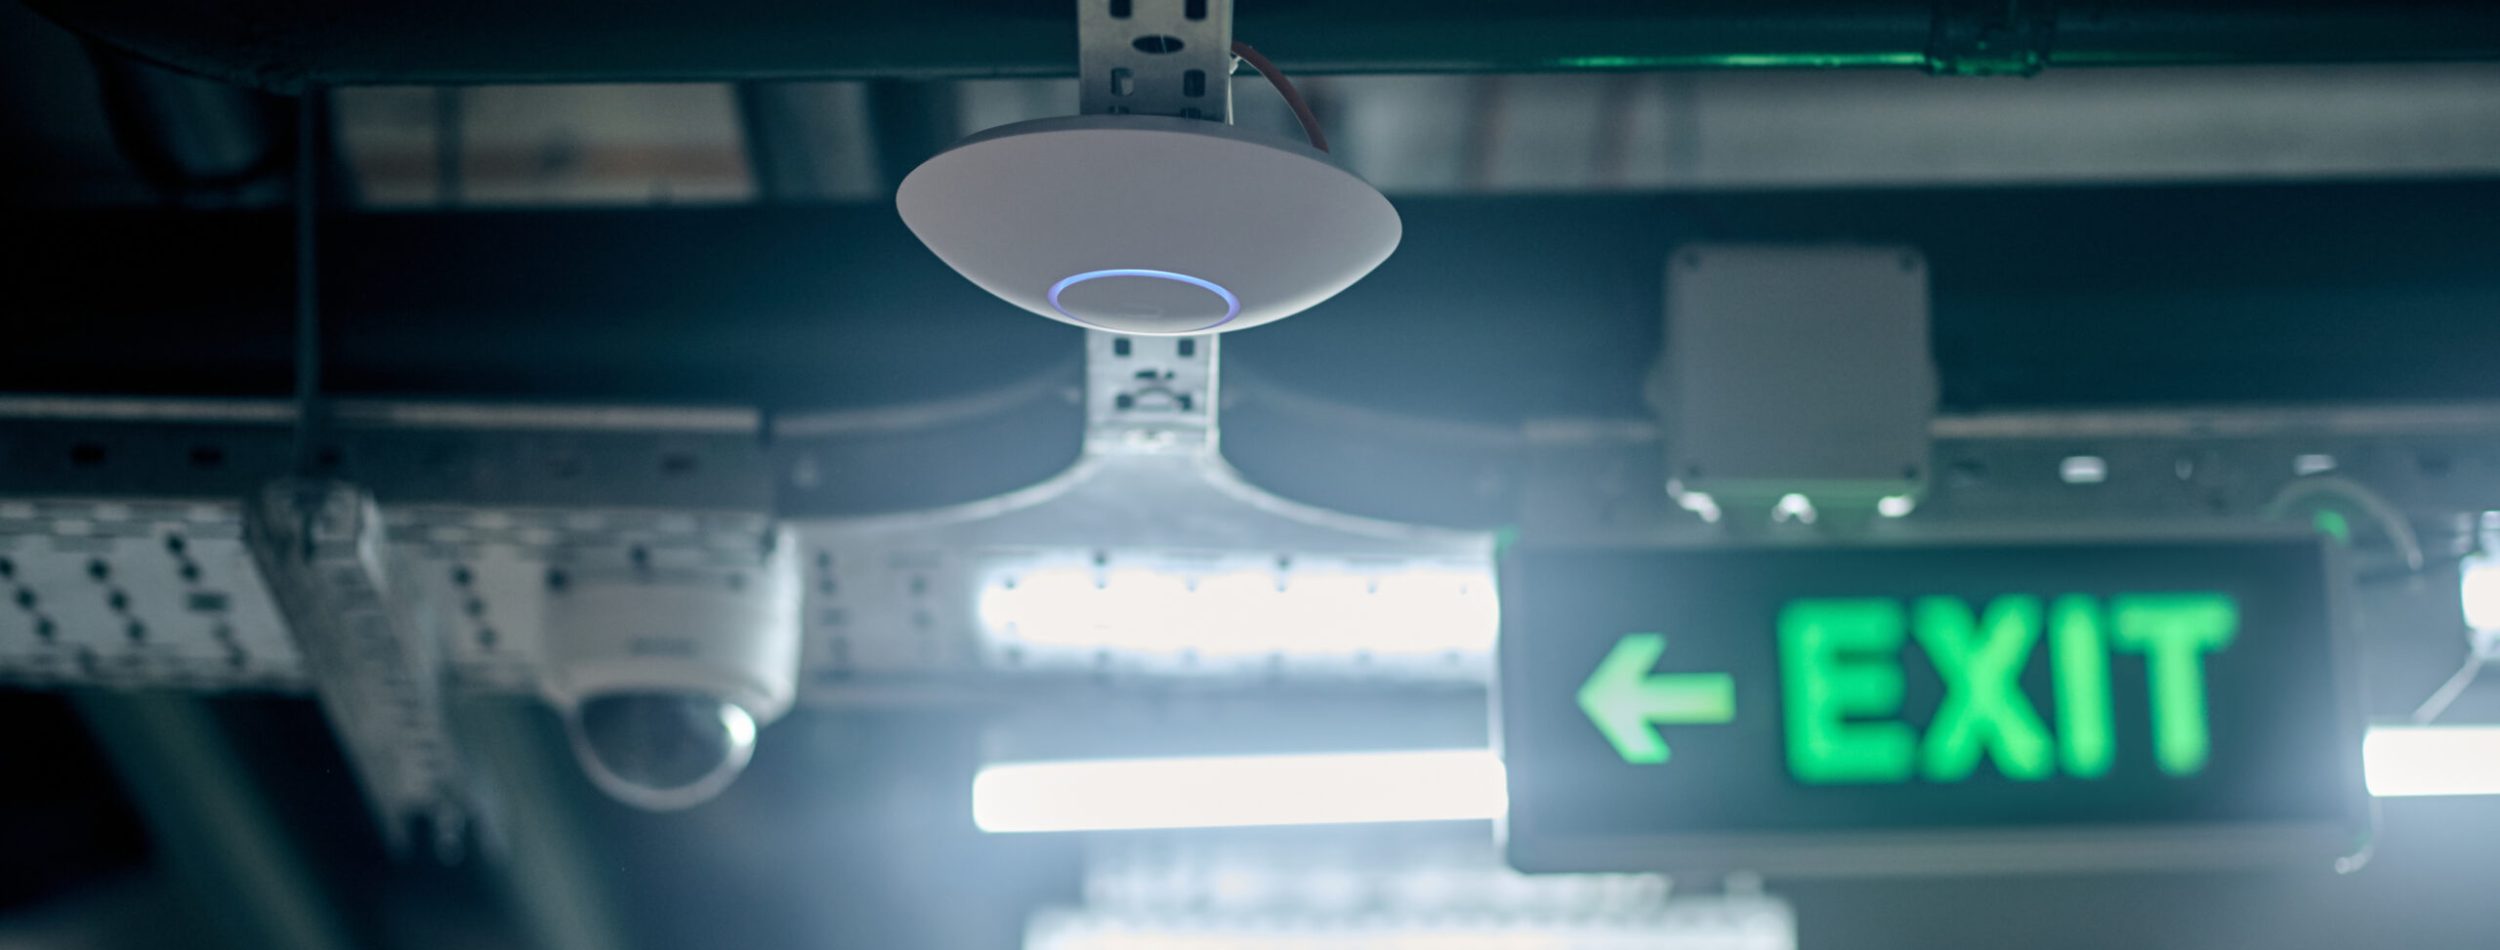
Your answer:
[534,534,801,811]
[897,114,1400,336]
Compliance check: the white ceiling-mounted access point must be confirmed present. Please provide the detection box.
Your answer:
[896,0,1398,335]
[898,116,1398,335]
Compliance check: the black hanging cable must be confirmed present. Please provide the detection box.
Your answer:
[1230,41,1328,153]
[293,87,324,477]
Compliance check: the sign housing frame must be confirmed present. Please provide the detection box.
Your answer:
[1496,522,2375,876]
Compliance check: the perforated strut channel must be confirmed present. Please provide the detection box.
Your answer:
[1078,0,1234,121]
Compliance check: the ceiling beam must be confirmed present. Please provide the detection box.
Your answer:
[30,1,2500,93]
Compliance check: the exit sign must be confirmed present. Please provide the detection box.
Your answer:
[1499,535,2370,875]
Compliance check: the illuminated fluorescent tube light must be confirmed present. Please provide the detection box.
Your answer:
[981,726,2494,834]
[973,750,1508,833]
[977,566,1498,660]
[1027,908,1797,950]
[2462,546,2500,632]
[2364,725,2500,797]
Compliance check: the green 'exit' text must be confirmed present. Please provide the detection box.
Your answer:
[1778,593,2236,785]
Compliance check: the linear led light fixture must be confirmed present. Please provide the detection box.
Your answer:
[973,750,1507,833]
[2364,725,2500,797]
[1027,911,1795,950]
[2461,539,2500,632]
[978,727,2499,834]
[977,565,1498,660]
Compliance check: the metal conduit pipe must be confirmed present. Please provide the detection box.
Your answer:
[27,1,2500,92]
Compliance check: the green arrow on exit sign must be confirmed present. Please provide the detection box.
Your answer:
[1577,633,1737,765]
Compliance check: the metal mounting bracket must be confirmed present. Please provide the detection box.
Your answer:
[1086,330,1217,456]
[796,328,1495,685]
[1078,0,1234,121]
[244,478,474,860]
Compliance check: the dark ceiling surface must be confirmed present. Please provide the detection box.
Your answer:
[14,180,2500,416]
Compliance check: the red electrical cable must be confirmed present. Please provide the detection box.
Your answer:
[1231,40,1329,153]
